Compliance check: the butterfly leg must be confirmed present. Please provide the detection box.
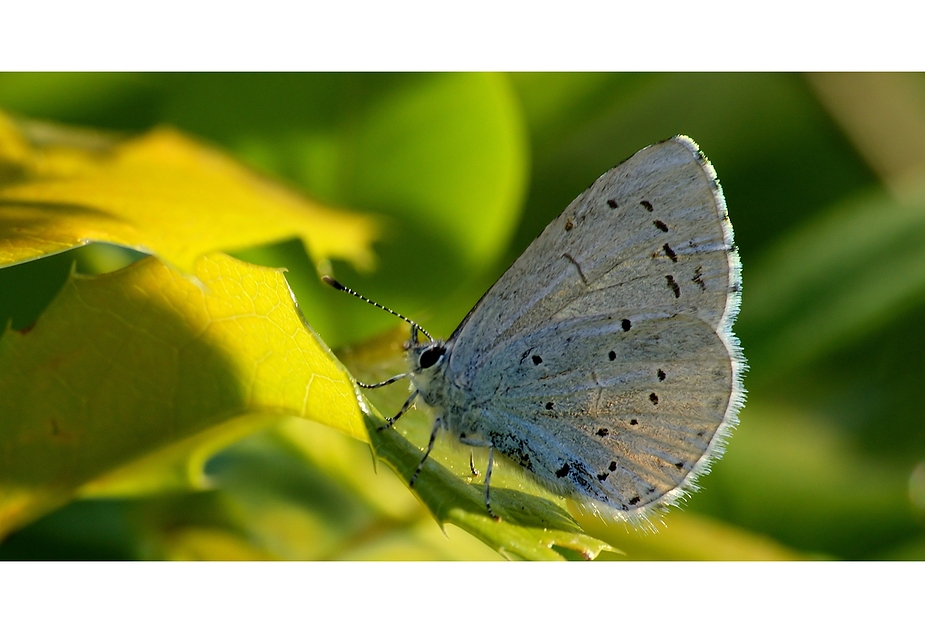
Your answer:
[459,436,498,520]
[468,452,480,477]
[357,373,409,389]
[376,389,418,432]
[410,416,442,487]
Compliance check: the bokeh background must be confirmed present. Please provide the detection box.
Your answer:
[1,73,924,560]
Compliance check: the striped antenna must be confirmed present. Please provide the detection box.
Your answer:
[321,276,433,342]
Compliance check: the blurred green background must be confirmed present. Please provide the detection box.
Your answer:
[1,72,924,560]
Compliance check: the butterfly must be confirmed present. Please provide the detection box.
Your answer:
[326,135,745,524]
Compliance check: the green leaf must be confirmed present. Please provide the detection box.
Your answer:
[0,253,363,537]
[346,73,528,271]
[368,416,616,561]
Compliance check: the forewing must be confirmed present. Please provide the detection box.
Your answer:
[448,135,741,388]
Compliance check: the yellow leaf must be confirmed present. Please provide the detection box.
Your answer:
[0,112,376,272]
[0,253,364,537]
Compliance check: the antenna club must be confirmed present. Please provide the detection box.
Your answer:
[321,275,345,291]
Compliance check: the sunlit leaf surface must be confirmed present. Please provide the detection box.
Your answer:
[0,253,362,537]
[0,112,376,272]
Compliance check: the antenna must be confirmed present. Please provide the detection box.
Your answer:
[322,276,433,342]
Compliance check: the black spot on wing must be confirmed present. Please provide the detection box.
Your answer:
[564,217,574,231]
[608,461,617,472]
[692,265,706,291]
[608,350,616,361]
[532,355,543,365]
[662,243,678,262]
[665,275,681,298]
[640,200,653,212]
[657,369,666,381]
[621,318,631,331]
[545,401,554,410]
[649,392,659,405]
[595,428,609,437]
[630,419,638,426]
[606,199,618,209]
[555,463,571,478]
[654,219,669,233]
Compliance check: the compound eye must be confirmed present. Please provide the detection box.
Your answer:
[418,346,445,369]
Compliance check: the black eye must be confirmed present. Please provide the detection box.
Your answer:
[419,346,445,369]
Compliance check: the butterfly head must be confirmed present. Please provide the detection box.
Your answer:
[402,322,448,373]
[416,342,447,370]
[409,335,450,371]
[407,336,457,407]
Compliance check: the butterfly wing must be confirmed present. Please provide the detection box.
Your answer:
[446,136,744,517]
[465,312,735,517]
